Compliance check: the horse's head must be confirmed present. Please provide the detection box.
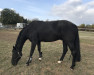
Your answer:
[11,46,22,66]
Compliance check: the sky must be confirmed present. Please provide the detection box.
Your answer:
[0,0,94,25]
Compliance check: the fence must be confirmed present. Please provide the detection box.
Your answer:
[78,28,94,32]
[0,23,27,29]
[0,25,16,29]
[0,25,94,32]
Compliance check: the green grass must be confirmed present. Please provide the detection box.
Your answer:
[0,29,94,75]
[79,31,94,45]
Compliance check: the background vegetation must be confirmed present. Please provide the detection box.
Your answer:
[78,24,94,29]
[0,8,28,25]
[0,8,94,29]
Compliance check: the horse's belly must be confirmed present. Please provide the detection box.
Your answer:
[41,38,59,42]
[39,34,59,42]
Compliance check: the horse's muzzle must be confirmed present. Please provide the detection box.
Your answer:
[11,57,21,66]
[11,60,18,66]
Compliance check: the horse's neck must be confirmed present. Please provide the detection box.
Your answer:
[15,31,27,52]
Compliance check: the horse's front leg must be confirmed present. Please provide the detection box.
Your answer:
[26,41,36,66]
[58,41,68,63]
[37,42,42,61]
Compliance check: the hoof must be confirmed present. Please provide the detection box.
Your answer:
[26,63,29,66]
[26,62,29,66]
[70,67,74,70]
[70,68,73,70]
[58,61,62,64]
[39,58,42,61]
[71,69,73,71]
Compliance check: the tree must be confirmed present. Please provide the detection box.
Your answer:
[79,24,85,28]
[23,18,28,23]
[0,10,1,22]
[27,19,32,24]
[86,24,91,28]
[1,8,15,24]
[0,8,26,25]
[15,14,23,23]
[91,24,94,28]
[0,17,1,22]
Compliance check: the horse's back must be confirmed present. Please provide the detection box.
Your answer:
[28,20,77,30]
[26,20,78,42]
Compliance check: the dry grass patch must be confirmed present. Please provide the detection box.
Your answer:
[0,30,94,75]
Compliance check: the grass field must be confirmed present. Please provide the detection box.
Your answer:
[0,29,94,75]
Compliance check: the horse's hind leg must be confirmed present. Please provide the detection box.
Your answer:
[58,41,68,63]
[68,42,76,70]
[37,41,42,61]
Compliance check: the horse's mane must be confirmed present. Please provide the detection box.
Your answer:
[15,28,27,51]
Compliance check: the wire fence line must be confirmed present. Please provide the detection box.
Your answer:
[78,28,94,32]
[0,25,94,32]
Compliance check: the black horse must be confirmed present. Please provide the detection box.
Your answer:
[11,20,81,69]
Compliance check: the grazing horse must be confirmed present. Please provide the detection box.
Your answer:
[11,20,81,69]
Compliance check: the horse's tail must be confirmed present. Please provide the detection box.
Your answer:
[75,31,81,62]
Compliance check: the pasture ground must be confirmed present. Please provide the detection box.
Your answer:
[0,29,94,75]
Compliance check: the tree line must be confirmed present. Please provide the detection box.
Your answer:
[0,8,28,25]
[78,24,94,29]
